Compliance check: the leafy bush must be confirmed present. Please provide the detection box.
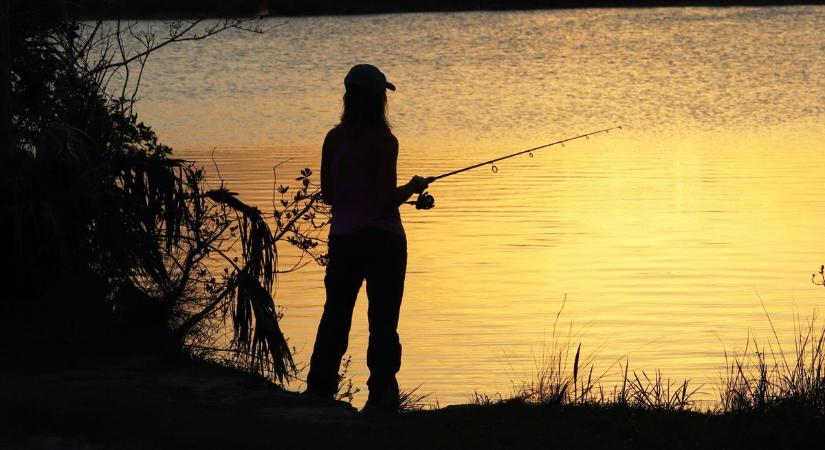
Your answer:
[2,7,328,383]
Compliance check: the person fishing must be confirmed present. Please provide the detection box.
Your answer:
[305,64,430,413]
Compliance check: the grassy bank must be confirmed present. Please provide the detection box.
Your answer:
[2,315,823,450]
[1,357,821,450]
[498,314,825,414]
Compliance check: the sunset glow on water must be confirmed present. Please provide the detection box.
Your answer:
[133,6,825,405]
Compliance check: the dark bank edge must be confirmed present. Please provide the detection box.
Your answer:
[61,0,825,20]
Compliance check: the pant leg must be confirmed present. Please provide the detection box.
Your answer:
[364,231,407,405]
[306,234,364,397]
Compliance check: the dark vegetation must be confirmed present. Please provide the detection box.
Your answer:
[1,0,329,383]
[463,297,824,419]
[2,359,822,449]
[44,0,825,19]
[2,308,823,449]
[263,0,825,17]
[507,316,824,416]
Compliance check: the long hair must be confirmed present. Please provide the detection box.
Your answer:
[339,87,391,136]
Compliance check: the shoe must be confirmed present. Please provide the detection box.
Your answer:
[359,396,400,416]
[301,389,358,411]
[301,389,335,402]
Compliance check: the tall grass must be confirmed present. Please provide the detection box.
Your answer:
[398,386,432,412]
[506,298,700,411]
[625,369,698,411]
[512,297,607,405]
[511,342,699,411]
[720,315,825,413]
[487,303,823,415]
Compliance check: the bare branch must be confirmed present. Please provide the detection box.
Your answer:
[86,18,266,77]
[115,20,130,112]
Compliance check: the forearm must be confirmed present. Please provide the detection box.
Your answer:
[392,182,418,208]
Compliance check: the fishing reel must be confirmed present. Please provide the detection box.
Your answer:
[413,191,435,210]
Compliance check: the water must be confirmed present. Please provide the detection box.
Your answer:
[133,6,825,406]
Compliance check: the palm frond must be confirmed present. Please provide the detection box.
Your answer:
[206,187,294,383]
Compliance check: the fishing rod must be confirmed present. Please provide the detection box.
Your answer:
[406,126,622,209]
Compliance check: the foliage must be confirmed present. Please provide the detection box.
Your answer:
[720,315,825,414]
[495,301,823,415]
[3,6,329,383]
[813,264,825,288]
[512,340,699,411]
[469,391,501,406]
[398,385,432,412]
[334,355,360,404]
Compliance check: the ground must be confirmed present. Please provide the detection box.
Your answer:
[1,357,822,450]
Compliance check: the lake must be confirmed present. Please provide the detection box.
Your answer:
[133,5,825,406]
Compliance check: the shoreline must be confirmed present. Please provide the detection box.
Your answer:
[66,1,824,20]
[2,354,822,450]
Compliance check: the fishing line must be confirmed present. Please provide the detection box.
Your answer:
[408,126,622,210]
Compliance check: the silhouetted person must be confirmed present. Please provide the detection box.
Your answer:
[305,64,429,413]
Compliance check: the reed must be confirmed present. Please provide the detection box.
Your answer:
[507,298,697,410]
[495,311,823,415]
[720,315,825,414]
[469,391,500,406]
[398,385,431,412]
[510,298,606,405]
[624,369,698,411]
[513,344,698,411]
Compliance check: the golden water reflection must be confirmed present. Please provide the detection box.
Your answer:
[134,6,825,405]
[175,125,825,406]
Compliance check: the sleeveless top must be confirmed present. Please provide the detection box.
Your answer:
[328,140,405,237]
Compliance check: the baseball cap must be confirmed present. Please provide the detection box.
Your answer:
[344,64,396,93]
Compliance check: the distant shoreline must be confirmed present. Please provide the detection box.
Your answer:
[68,1,824,20]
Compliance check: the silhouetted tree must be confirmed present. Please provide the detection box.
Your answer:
[1,0,9,160]
[2,3,328,383]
